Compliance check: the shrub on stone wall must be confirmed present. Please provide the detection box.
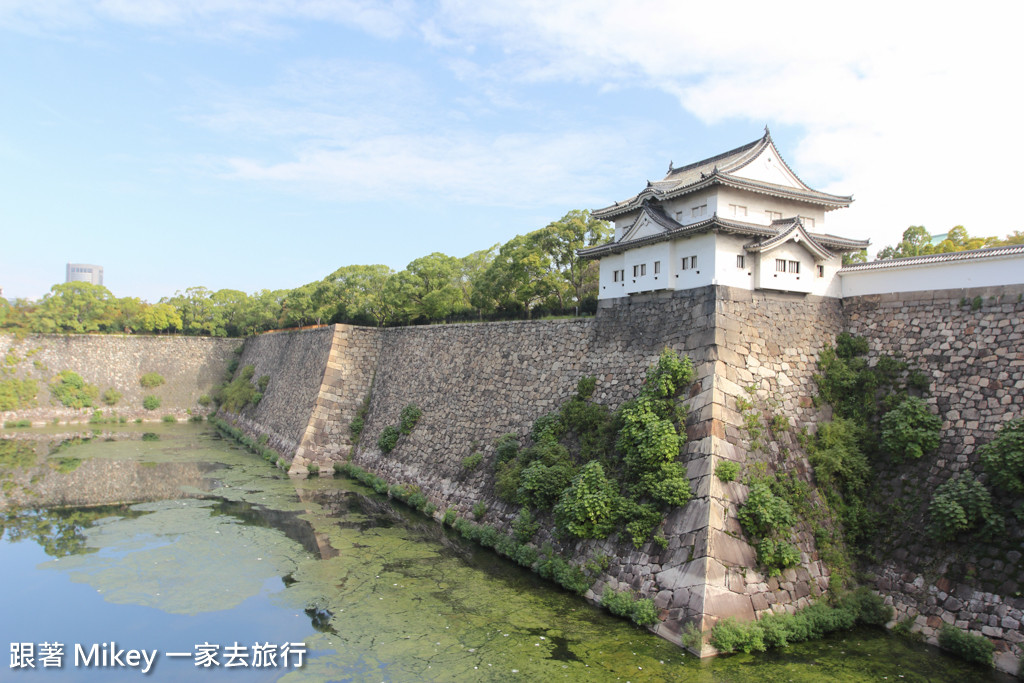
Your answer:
[880,396,942,461]
[0,378,37,411]
[461,452,483,469]
[711,589,890,654]
[715,460,740,482]
[101,387,122,406]
[938,623,994,667]
[49,371,99,409]
[139,372,165,388]
[979,418,1024,497]
[928,473,1002,541]
[377,425,399,453]
[399,403,422,435]
[143,395,161,411]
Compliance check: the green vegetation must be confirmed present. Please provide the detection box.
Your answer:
[210,416,286,470]
[50,457,82,474]
[349,388,372,444]
[715,460,740,483]
[139,372,165,388]
[399,403,422,434]
[216,364,263,412]
[511,507,538,543]
[101,387,122,406]
[711,588,891,654]
[876,225,1021,261]
[737,478,801,576]
[4,419,31,428]
[161,414,177,423]
[377,426,400,453]
[938,623,994,667]
[0,210,611,336]
[493,350,695,549]
[600,589,659,626]
[49,370,99,409]
[0,378,38,411]
[197,394,211,407]
[461,452,483,469]
[880,396,942,460]
[142,395,161,411]
[927,473,1002,541]
[373,402,422,453]
[472,501,487,520]
[979,417,1024,497]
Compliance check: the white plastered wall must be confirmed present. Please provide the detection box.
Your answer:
[839,253,1024,297]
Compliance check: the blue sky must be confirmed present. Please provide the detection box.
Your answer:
[2,1,1020,302]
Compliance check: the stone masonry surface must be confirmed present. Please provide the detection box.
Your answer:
[844,284,1024,673]
[8,282,1021,672]
[1,334,236,423]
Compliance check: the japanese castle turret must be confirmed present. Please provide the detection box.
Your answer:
[579,129,869,299]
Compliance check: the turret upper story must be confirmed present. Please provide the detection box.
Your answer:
[579,130,869,299]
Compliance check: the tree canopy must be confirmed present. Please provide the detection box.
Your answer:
[2,210,612,337]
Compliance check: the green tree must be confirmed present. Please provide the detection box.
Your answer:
[30,282,116,333]
[478,232,563,318]
[877,226,932,260]
[402,252,469,322]
[136,302,183,334]
[537,210,611,314]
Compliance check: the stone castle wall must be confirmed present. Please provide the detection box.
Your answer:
[10,282,1020,668]
[843,284,1024,672]
[221,326,336,460]
[0,334,236,422]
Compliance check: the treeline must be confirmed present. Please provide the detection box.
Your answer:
[875,226,1023,260]
[0,210,610,337]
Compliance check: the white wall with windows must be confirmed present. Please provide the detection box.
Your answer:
[714,187,826,229]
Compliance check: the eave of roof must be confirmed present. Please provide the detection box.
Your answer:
[592,172,852,220]
[744,218,833,261]
[839,245,1024,274]
[577,214,778,259]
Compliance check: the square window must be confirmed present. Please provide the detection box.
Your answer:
[654,261,661,274]
[729,204,747,217]
[736,255,745,268]
[633,265,639,277]
[776,259,787,272]
[799,216,816,228]
[766,210,782,221]
[691,203,707,218]
[690,256,697,269]
[789,260,800,274]
[681,258,688,271]
[640,264,647,276]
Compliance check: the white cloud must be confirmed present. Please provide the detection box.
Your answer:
[427,0,1024,249]
[221,129,637,209]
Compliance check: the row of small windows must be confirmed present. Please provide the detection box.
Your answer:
[612,259,669,281]
[673,203,817,228]
[775,259,826,277]
[615,256,825,279]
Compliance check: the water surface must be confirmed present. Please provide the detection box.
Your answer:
[0,424,1012,682]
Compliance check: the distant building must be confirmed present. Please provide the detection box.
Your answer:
[66,263,104,286]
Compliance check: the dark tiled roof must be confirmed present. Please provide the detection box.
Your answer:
[839,245,1024,273]
[593,130,853,220]
[578,213,776,259]
[743,217,833,260]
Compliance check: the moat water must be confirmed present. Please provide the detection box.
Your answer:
[0,423,1013,682]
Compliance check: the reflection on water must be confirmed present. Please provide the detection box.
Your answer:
[0,424,1014,682]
